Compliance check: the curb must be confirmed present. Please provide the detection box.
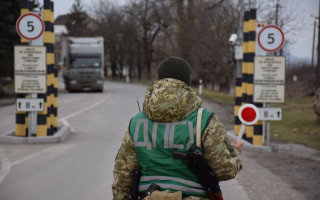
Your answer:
[227,130,273,152]
[0,98,15,107]
[0,123,71,144]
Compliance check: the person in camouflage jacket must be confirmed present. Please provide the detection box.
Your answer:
[112,57,243,200]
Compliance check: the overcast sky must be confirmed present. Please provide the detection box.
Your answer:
[52,0,318,62]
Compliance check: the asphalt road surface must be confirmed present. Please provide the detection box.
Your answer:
[0,79,249,200]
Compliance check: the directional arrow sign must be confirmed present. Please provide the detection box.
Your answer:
[16,98,44,112]
[258,108,282,121]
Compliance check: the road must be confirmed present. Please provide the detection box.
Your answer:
[0,79,249,200]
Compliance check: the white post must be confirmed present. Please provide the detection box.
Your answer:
[199,79,203,95]
[266,103,271,147]
[28,12,44,137]
[237,124,246,144]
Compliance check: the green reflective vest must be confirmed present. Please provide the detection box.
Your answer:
[129,108,213,196]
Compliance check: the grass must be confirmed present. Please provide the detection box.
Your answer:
[0,82,14,99]
[130,79,153,86]
[5,82,14,91]
[271,97,320,150]
[192,87,234,105]
[192,87,320,150]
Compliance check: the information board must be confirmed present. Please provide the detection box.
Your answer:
[14,46,47,93]
[254,56,285,103]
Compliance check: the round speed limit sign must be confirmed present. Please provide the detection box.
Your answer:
[258,25,284,52]
[16,13,45,40]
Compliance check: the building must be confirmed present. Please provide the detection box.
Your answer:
[54,15,68,68]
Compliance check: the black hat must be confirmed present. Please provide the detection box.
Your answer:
[157,56,191,86]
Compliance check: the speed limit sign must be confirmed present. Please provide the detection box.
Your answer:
[258,25,284,52]
[16,13,45,40]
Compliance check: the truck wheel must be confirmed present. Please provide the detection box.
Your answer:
[95,87,103,93]
[65,83,72,92]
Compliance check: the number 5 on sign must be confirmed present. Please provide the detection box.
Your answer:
[258,25,284,53]
[16,13,45,41]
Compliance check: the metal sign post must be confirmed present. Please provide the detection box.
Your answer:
[254,23,285,147]
[258,106,282,146]
[15,12,45,137]
[254,56,285,146]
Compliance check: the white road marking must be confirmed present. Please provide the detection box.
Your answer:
[10,147,55,167]
[9,94,111,168]
[0,94,111,185]
[0,148,11,184]
[60,94,110,121]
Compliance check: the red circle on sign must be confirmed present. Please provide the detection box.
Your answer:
[238,104,260,125]
[241,107,256,122]
[258,25,284,52]
[16,13,45,40]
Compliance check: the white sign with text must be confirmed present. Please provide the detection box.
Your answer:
[254,56,285,103]
[14,46,47,94]
[16,98,44,112]
[258,107,282,121]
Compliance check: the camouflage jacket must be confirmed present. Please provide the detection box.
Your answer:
[112,78,242,200]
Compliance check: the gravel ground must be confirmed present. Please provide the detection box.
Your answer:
[202,98,320,200]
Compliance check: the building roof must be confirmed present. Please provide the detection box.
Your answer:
[55,14,69,25]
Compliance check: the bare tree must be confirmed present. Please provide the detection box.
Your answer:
[91,2,125,78]
[126,0,170,80]
[166,0,237,91]
[120,12,143,80]
[89,0,240,92]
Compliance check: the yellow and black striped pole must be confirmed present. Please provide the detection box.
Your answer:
[247,8,263,145]
[248,8,263,145]
[241,10,252,142]
[42,0,56,136]
[15,0,32,137]
[235,8,263,145]
[16,0,56,137]
[51,1,58,133]
[234,10,249,140]
[36,0,50,136]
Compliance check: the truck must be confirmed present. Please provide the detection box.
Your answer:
[62,37,104,92]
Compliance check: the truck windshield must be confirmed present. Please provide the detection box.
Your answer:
[70,57,101,68]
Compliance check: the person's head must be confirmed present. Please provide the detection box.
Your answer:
[157,56,191,86]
